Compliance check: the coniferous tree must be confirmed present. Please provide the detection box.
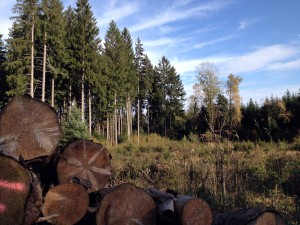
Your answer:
[39,0,67,107]
[73,0,100,131]
[122,28,137,140]
[151,56,185,138]
[0,34,7,109]
[5,0,39,97]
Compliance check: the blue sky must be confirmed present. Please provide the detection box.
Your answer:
[1,0,300,105]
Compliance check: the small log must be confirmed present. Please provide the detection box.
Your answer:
[174,195,212,225]
[96,183,156,225]
[0,95,63,160]
[56,140,111,193]
[42,182,89,225]
[212,208,287,225]
[0,155,32,225]
[146,188,177,223]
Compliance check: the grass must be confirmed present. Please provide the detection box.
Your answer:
[99,134,300,224]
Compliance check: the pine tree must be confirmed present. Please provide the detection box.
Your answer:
[5,0,39,97]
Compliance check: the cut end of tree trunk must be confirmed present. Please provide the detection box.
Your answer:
[212,208,287,225]
[175,195,212,225]
[0,155,31,225]
[0,95,63,160]
[42,182,89,225]
[96,183,156,225]
[57,140,111,193]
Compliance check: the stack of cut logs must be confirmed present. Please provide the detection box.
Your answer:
[0,95,288,225]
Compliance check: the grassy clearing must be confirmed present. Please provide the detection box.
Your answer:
[96,134,300,224]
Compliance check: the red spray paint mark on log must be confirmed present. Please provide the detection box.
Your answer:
[0,180,25,192]
[0,203,6,214]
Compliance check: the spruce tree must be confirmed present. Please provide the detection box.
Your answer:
[0,34,8,109]
[73,0,100,129]
[151,56,185,138]
[39,0,67,107]
[5,0,39,97]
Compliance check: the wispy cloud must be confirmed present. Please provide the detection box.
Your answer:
[97,1,140,27]
[193,35,235,49]
[238,18,258,30]
[129,0,234,32]
[171,43,300,76]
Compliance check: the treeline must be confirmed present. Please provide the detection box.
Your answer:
[0,0,299,144]
[0,0,186,145]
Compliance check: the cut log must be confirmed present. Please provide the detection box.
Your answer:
[212,208,287,225]
[0,95,63,160]
[42,182,89,225]
[174,195,212,225]
[56,140,111,193]
[96,183,156,225]
[146,188,177,223]
[0,155,31,225]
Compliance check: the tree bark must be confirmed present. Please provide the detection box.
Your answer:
[56,140,111,193]
[96,183,156,225]
[174,195,212,225]
[0,95,63,160]
[0,155,41,225]
[42,32,47,102]
[51,78,55,107]
[89,85,92,135]
[30,13,35,98]
[42,182,89,225]
[212,208,287,225]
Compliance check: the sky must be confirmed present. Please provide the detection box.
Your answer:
[1,0,300,106]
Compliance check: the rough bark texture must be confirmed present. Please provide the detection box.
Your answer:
[0,95,63,160]
[0,155,31,225]
[42,182,89,225]
[212,208,287,225]
[96,183,157,225]
[146,188,177,223]
[57,140,111,193]
[175,195,212,225]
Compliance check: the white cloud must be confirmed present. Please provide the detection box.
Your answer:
[193,35,235,49]
[238,18,258,30]
[97,1,140,27]
[129,0,233,32]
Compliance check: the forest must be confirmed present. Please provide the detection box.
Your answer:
[0,0,300,224]
[0,0,299,144]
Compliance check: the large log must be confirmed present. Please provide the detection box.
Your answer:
[56,140,111,193]
[212,208,287,225]
[0,95,63,160]
[42,182,89,225]
[0,155,41,225]
[96,183,157,225]
[174,195,212,225]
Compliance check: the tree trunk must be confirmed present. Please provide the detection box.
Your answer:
[212,208,287,225]
[0,155,41,225]
[174,195,212,225]
[88,85,92,136]
[81,72,85,122]
[0,95,63,160]
[42,182,89,225]
[42,32,47,102]
[30,14,35,98]
[96,183,156,225]
[114,93,118,146]
[146,188,177,223]
[51,78,55,108]
[56,140,111,193]
[137,97,140,146]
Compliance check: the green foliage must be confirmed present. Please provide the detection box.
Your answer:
[60,106,90,146]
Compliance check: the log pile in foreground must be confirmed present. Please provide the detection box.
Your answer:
[0,95,289,225]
